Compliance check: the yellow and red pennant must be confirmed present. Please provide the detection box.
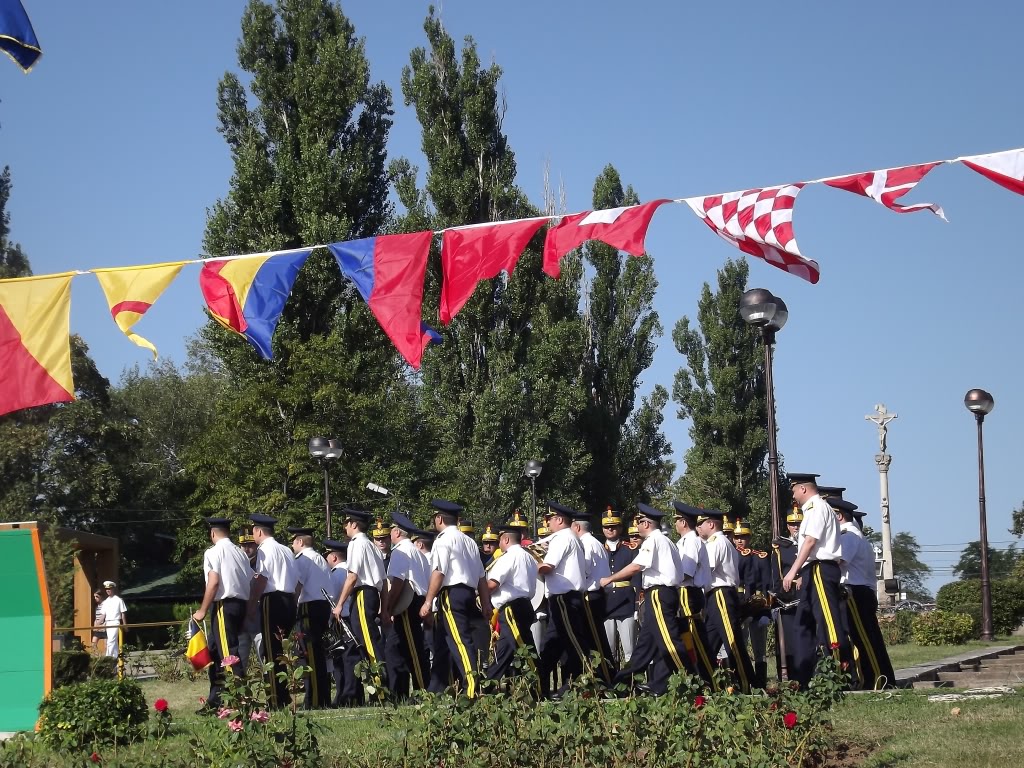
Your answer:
[0,272,75,417]
[94,262,187,359]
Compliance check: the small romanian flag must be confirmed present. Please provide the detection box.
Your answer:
[185,618,212,672]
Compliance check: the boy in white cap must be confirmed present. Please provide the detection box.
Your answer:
[99,581,127,658]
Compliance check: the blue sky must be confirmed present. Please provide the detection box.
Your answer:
[4,1,1023,594]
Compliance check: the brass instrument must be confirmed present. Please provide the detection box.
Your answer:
[320,588,361,654]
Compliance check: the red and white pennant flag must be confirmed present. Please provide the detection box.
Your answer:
[685,185,820,284]
[959,148,1024,197]
[823,162,946,219]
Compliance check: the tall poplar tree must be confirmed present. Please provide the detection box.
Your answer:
[180,0,424,577]
[671,258,773,540]
[392,9,590,519]
[579,166,673,512]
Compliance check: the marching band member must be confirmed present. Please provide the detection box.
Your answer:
[602,509,638,666]
[602,503,695,695]
[485,524,540,686]
[480,524,500,567]
[383,512,432,697]
[732,518,771,688]
[670,502,718,686]
[572,510,615,684]
[771,505,806,680]
[420,499,491,698]
[248,513,299,709]
[287,526,333,709]
[698,509,755,693]
[324,539,361,707]
[783,474,854,687]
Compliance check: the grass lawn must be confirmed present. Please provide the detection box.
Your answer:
[886,638,1018,670]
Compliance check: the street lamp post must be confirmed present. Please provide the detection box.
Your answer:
[524,460,543,538]
[964,389,995,641]
[739,288,789,544]
[309,437,343,540]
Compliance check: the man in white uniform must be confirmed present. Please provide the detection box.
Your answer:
[324,539,360,707]
[288,525,333,709]
[671,501,718,686]
[485,523,539,687]
[572,510,614,684]
[99,580,127,659]
[383,511,432,697]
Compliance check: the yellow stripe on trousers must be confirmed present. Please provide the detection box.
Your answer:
[442,591,476,698]
[554,594,589,670]
[651,589,685,671]
[846,591,882,688]
[356,590,376,662]
[216,601,230,666]
[503,604,538,674]
[582,595,612,681]
[262,597,278,708]
[811,567,840,650]
[680,588,717,686]
[400,610,425,689]
[714,589,750,692]
[301,604,318,704]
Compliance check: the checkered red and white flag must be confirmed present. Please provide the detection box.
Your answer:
[823,163,946,219]
[685,184,820,284]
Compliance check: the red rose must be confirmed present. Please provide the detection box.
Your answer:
[783,711,798,730]
[154,698,169,713]
[829,642,840,650]
[90,752,101,763]
[694,695,706,709]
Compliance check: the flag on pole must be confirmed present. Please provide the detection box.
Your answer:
[823,162,946,219]
[199,248,312,360]
[94,262,187,359]
[543,199,671,278]
[0,273,75,417]
[686,185,819,284]
[440,217,546,324]
[328,232,438,368]
[959,148,1024,197]
[184,617,212,672]
[0,0,41,72]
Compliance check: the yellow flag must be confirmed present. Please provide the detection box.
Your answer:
[93,262,186,358]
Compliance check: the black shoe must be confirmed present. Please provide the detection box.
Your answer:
[636,683,666,698]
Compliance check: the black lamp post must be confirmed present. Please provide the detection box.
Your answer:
[524,459,543,538]
[964,388,995,641]
[739,288,789,543]
[309,437,343,539]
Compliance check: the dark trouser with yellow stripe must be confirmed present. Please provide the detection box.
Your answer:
[583,590,616,684]
[615,585,694,694]
[384,594,429,698]
[845,584,895,689]
[427,606,453,694]
[438,585,481,697]
[349,586,386,687]
[207,597,246,708]
[297,599,330,709]
[705,586,755,693]
[679,586,718,687]
[487,597,538,684]
[331,624,363,706]
[793,561,853,687]
[778,606,805,682]
[540,591,590,696]
[260,591,295,709]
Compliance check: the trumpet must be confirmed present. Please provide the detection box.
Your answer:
[320,588,361,654]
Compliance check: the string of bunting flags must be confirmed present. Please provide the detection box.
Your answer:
[2,145,1023,418]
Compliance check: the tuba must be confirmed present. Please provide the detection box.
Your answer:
[320,588,361,655]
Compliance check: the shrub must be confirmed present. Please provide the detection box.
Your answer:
[90,655,118,679]
[936,578,1024,636]
[912,610,976,646]
[878,610,915,645]
[51,650,90,688]
[38,678,149,752]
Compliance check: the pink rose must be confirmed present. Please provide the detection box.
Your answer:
[228,719,244,732]
[221,655,241,668]
[250,710,270,723]
[217,707,235,719]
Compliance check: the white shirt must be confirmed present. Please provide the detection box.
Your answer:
[202,537,253,601]
[255,536,299,594]
[329,563,351,618]
[346,532,386,590]
[704,532,740,590]
[578,531,611,592]
[799,495,843,563]
[388,538,432,596]
[294,547,332,604]
[839,522,877,587]
[100,595,127,626]
[632,529,682,589]
[487,544,539,609]
[542,527,585,595]
[677,530,710,590]
[430,526,485,588]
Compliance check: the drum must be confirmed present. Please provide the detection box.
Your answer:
[391,580,415,615]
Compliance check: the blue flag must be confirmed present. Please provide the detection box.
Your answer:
[0,0,41,72]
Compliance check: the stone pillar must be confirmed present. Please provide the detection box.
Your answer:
[866,404,897,607]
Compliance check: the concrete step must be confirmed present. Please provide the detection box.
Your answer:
[937,671,1024,685]
[912,680,953,689]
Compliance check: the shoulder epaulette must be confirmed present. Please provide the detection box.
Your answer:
[738,547,751,555]
[755,550,769,559]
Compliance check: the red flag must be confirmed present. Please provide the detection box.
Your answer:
[960,149,1024,197]
[542,199,671,278]
[440,218,546,324]
[823,163,945,219]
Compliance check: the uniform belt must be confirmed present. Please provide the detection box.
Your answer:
[611,581,631,588]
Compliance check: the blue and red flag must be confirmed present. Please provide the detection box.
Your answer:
[328,232,438,368]
[199,248,311,360]
[0,0,42,72]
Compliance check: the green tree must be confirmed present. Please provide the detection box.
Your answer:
[579,166,673,512]
[393,9,590,521]
[0,166,31,279]
[670,258,773,542]
[953,540,1021,581]
[180,0,425,582]
[864,528,933,602]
